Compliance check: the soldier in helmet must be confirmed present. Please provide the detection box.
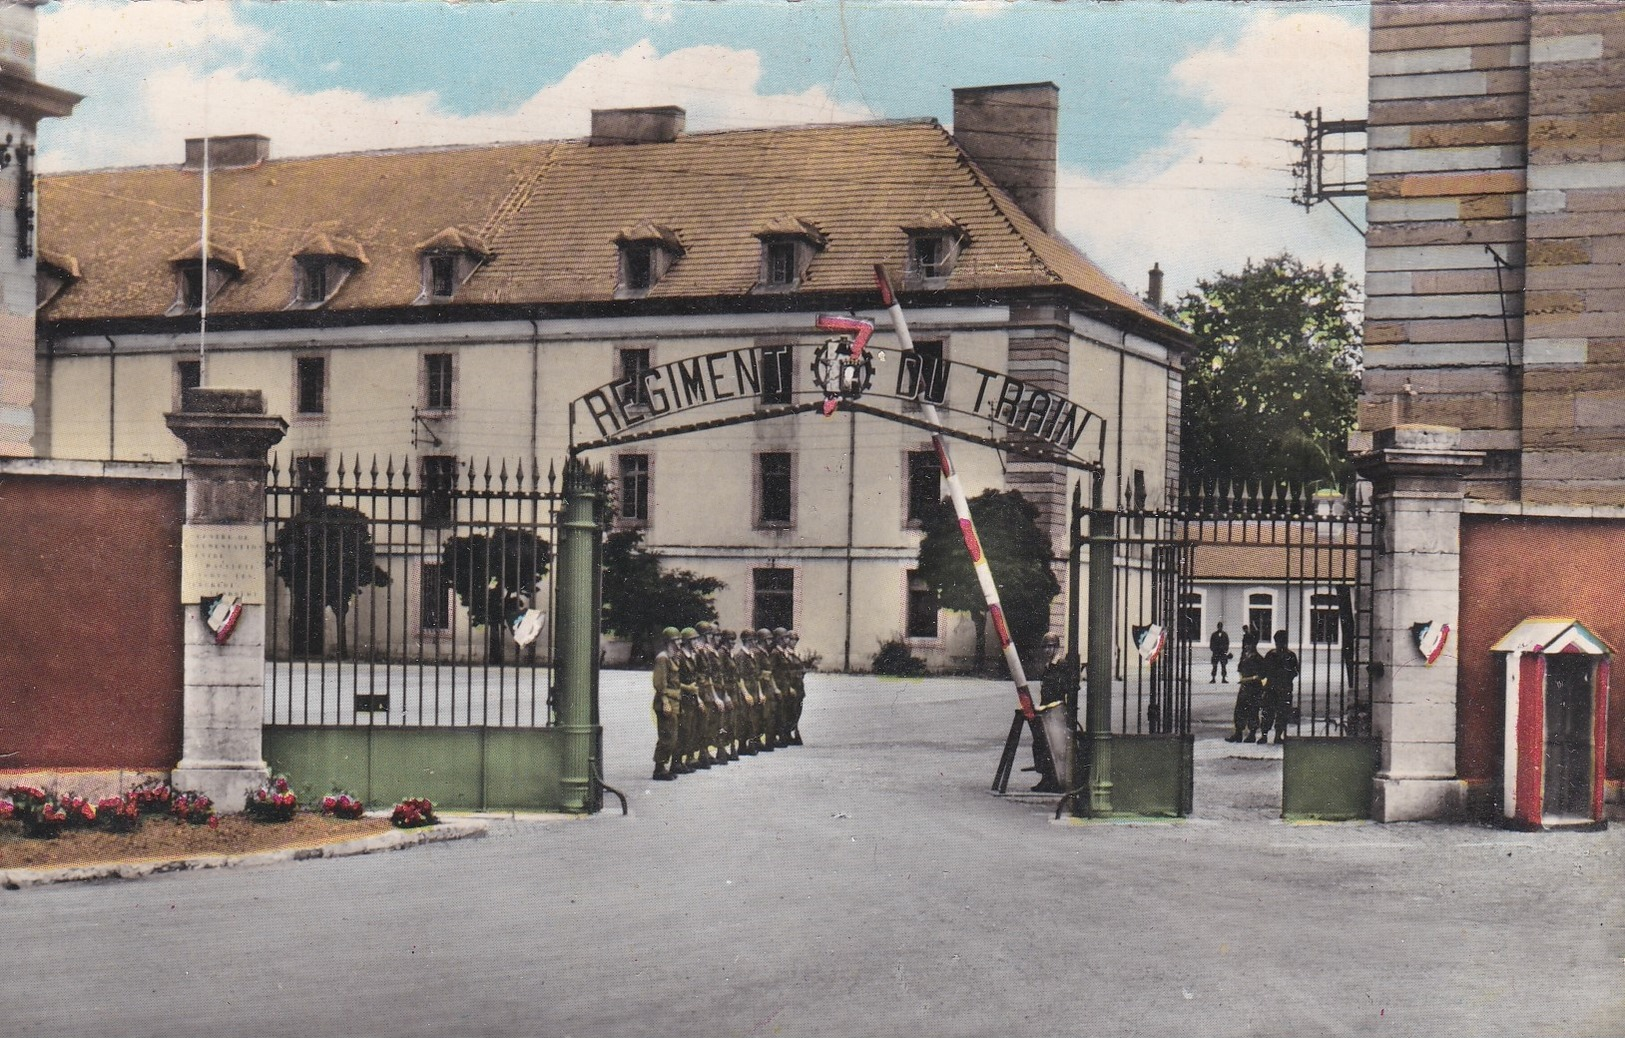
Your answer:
[650,627,683,780]
[769,627,793,748]
[675,627,705,770]
[717,629,743,760]
[755,627,782,750]
[690,622,723,767]
[735,629,762,755]
[697,621,734,765]
[785,629,807,746]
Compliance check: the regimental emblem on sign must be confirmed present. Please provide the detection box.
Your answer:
[1412,621,1450,665]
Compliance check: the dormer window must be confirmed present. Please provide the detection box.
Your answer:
[902,211,967,287]
[35,250,79,311]
[287,230,367,310]
[166,241,244,316]
[613,220,682,299]
[752,216,825,293]
[414,227,489,304]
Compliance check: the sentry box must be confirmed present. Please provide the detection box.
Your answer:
[1491,618,1611,831]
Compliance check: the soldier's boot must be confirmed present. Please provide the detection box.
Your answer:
[789,728,803,746]
[741,737,759,756]
[653,764,675,781]
[696,751,714,769]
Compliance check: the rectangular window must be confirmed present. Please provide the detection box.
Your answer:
[295,356,326,415]
[757,452,793,526]
[181,266,205,310]
[298,258,329,304]
[765,240,798,285]
[175,359,201,408]
[429,255,457,298]
[906,570,938,640]
[424,353,454,411]
[904,339,945,412]
[619,453,650,524]
[752,568,795,632]
[1310,592,1341,645]
[619,347,651,408]
[906,449,940,525]
[912,236,944,278]
[760,344,793,405]
[420,455,457,528]
[294,454,328,492]
[623,244,653,290]
[420,562,449,631]
[1178,592,1203,643]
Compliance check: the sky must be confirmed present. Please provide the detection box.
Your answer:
[34,0,1371,300]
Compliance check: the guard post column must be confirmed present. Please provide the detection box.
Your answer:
[555,459,602,814]
[164,387,287,810]
[1082,473,1115,816]
[1354,424,1483,822]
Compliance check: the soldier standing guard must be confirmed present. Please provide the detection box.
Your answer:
[674,627,703,772]
[717,629,743,760]
[769,628,794,748]
[785,629,807,746]
[693,621,726,767]
[756,627,782,750]
[728,629,760,756]
[650,627,683,781]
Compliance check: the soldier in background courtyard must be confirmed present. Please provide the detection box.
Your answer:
[785,629,807,746]
[758,627,784,749]
[675,627,702,771]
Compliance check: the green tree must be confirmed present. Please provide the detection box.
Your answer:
[601,529,724,665]
[274,502,391,659]
[916,489,1060,673]
[1176,254,1362,486]
[441,527,551,663]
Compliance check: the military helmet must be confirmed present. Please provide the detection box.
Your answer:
[756,628,774,641]
[680,627,698,640]
[662,626,681,641]
[786,629,800,640]
[696,620,715,634]
[772,627,788,638]
[1043,633,1061,646]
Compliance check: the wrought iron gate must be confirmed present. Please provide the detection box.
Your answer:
[261,455,571,810]
[1106,480,1380,818]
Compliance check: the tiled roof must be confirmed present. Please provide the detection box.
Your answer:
[38,119,1181,337]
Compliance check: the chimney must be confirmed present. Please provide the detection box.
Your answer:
[590,106,686,146]
[952,83,1058,233]
[184,134,270,171]
[1147,263,1164,310]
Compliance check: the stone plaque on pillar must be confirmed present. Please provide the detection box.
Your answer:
[165,388,286,811]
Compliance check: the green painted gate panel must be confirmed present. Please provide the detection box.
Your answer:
[1282,737,1377,821]
[266,727,570,812]
[483,729,566,809]
[1107,734,1194,817]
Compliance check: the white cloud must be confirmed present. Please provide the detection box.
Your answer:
[1056,10,1368,299]
[40,0,260,63]
[35,37,874,171]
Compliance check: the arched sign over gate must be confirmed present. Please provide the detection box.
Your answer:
[568,339,1106,472]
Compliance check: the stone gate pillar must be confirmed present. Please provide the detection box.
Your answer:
[165,388,286,810]
[1354,425,1483,822]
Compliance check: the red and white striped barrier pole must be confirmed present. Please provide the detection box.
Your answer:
[873,265,1041,722]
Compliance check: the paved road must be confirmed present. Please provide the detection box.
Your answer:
[4,672,1621,1038]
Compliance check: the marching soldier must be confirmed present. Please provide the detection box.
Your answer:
[650,627,683,781]
[756,627,782,750]
[717,629,743,760]
[676,627,707,770]
[735,629,762,754]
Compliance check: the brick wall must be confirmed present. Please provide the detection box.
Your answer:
[0,463,186,769]
[1363,0,1625,506]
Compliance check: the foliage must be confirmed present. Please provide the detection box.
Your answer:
[170,790,218,828]
[96,794,141,833]
[129,780,175,815]
[1175,254,1362,486]
[7,785,69,838]
[321,793,367,820]
[915,489,1061,672]
[600,529,724,665]
[245,776,299,823]
[441,527,552,663]
[871,639,927,677]
[391,797,438,828]
[274,502,392,659]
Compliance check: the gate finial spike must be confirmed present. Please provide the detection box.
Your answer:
[547,459,557,492]
[385,455,396,486]
[499,459,510,490]
[369,454,379,483]
[482,457,493,490]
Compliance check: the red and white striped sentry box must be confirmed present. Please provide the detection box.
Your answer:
[1490,617,1611,831]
